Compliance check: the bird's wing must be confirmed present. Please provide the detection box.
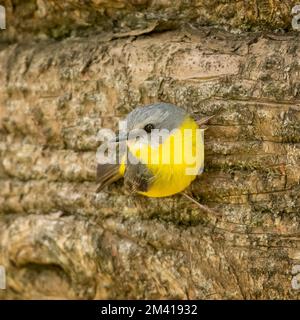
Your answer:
[96,143,155,194]
[123,156,155,194]
[96,141,123,193]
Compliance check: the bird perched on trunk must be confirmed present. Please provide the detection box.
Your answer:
[96,102,217,215]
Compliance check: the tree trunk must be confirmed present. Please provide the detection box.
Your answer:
[0,1,300,299]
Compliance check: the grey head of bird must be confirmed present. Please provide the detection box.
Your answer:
[125,102,188,134]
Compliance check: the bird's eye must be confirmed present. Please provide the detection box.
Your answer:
[144,123,155,133]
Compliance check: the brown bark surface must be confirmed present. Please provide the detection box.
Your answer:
[0,0,299,42]
[0,1,300,300]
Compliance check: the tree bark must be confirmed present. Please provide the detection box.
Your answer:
[0,2,300,299]
[1,0,299,43]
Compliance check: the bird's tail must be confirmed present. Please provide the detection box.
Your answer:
[96,163,121,193]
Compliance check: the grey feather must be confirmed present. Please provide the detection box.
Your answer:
[124,158,154,194]
[125,103,187,132]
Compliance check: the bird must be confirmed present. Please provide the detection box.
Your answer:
[96,102,218,216]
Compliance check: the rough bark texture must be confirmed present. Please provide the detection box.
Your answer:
[0,1,300,300]
[0,0,299,43]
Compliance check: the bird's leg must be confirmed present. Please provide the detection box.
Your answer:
[182,192,222,219]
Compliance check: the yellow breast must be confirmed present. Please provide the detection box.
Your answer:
[120,116,205,197]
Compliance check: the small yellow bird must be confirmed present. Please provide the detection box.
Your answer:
[96,103,215,212]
